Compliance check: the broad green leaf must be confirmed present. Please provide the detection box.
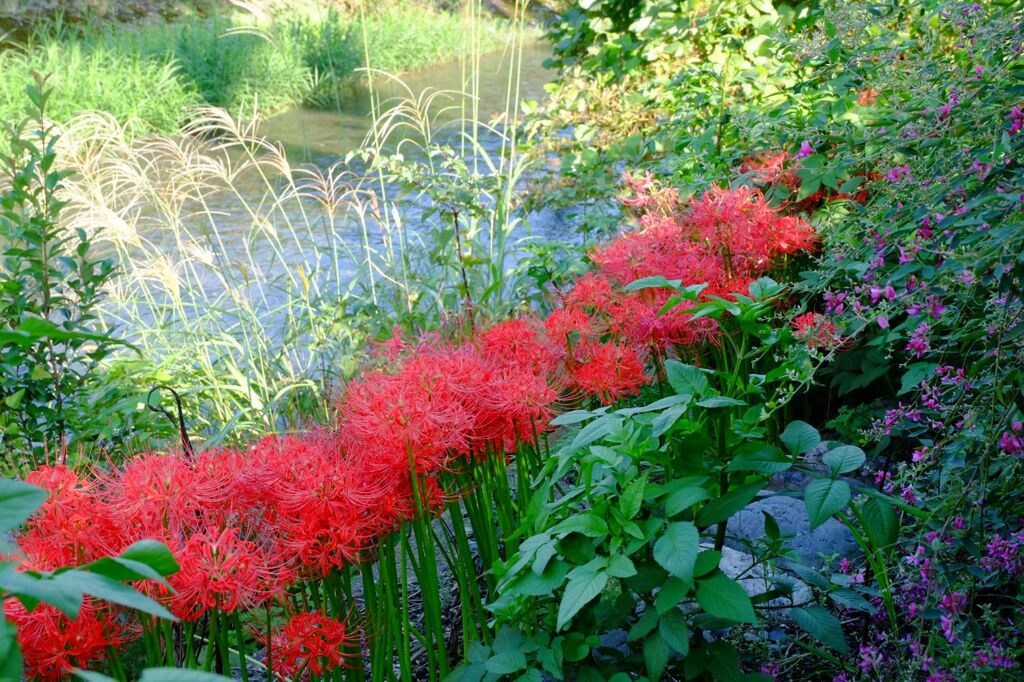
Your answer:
[550,409,600,427]
[822,446,865,475]
[804,479,851,530]
[628,609,659,642]
[861,498,899,550]
[114,541,180,577]
[665,361,708,396]
[623,275,683,293]
[655,576,690,614]
[607,555,637,579]
[557,562,608,631]
[658,609,689,655]
[653,522,699,582]
[0,479,47,532]
[568,416,620,452]
[550,513,608,539]
[0,567,82,617]
[62,570,175,621]
[643,631,671,680]
[829,589,876,614]
[619,475,647,520]
[693,550,721,578]
[696,481,764,527]
[485,648,527,675]
[695,572,757,623]
[792,605,849,654]
[695,396,746,409]
[781,421,820,455]
[514,561,569,597]
[0,618,23,682]
[665,486,711,516]
[727,444,792,474]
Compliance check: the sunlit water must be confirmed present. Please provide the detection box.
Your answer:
[108,43,570,342]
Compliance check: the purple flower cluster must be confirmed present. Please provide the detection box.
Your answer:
[998,421,1024,456]
[979,530,1024,576]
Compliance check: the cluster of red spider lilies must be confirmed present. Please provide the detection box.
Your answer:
[7,178,819,681]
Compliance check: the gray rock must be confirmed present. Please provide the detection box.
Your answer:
[712,544,812,611]
[726,495,858,568]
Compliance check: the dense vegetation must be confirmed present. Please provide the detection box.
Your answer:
[0,2,520,135]
[2,0,1023,680]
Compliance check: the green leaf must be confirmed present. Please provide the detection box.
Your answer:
[485,648,527,675]
[861,498,899,550]
[0,618,23,682]
[550,513,609,539]
[822,446,865,475]
[664,485,711,516]
[4,388,25,409]
[658,609,690,655]
[695,572,757,623]
[607,555,637,579]
[82,541,179,589]
[654,577,690,614]
[0,479,47,532]
[899,362,937,395]
[727,444,792,474]
[628,609,659,642]
[0,567,83,617]
[623,275,683,293]
[653,522,699,582]
[665,361,708,396]
[781,421,820,455]
[557,562,608,631]
[569,415,620,452]
[792,605,849,654]
[695,396,746,409]
[550,409,600,427]
[693,550,721,577]
[804,479,851,530]
[619,475,647,520]
[62,570,175,621]
[695,481,764,527]
[643,631,671,680]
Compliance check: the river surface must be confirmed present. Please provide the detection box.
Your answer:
[262,42,556,165]
[101,42,570,349]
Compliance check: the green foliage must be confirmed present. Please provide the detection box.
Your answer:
[452,281,864,679]
[0,78,157,467]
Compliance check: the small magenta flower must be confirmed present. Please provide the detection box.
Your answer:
[906,322,931,358]
[1006,106,1024,136]
[796,140,814,159]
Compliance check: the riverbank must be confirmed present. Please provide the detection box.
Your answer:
[0,2,532,136]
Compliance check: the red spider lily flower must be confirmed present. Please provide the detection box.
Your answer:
[258,433,408,576]
[105,452,225,539]
[263,611,357,680]
[5,599,131,682]
[165,526,290,621]
[470,364,558,452]
[476,318,558,377]
[569,340,650,404]
[687,185,817,277]
[792,312,842,350]
[543,306,596,351]
[370,324,408,361]
[740,151,800,190]
[621,170,679,215]
[17,465,122,569]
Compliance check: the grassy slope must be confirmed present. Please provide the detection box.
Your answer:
[0,3,520,134]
